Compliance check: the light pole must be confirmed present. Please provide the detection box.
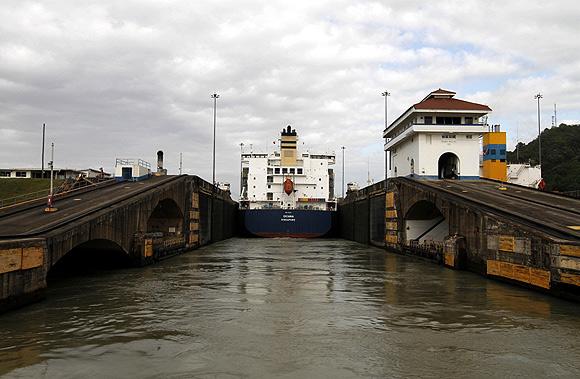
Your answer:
[240,142,244,200]
[44,142,57,212]
[534,93,542,175]
[382,91,390,180]
[341,146,345,198]
[211,93,219,186]
[41,123,45,178]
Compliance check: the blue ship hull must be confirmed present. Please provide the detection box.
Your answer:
[240,209,336,238]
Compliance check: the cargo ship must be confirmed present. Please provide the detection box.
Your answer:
[239,126,337,237]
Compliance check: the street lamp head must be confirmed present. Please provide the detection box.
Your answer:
[534,93,543,100]
[381,91,391,97]
[211,93,220,99]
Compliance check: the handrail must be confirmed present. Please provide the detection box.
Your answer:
[0,188,52,208]
[0,178,116,211]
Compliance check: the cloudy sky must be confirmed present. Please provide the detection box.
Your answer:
[1,0,578,197]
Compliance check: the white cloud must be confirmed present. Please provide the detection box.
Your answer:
[0,0,579,196]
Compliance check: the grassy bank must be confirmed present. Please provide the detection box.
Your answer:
[0,178,65,201]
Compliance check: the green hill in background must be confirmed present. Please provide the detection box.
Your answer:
[507,124,579,191]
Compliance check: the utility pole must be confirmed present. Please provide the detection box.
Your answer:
[516,123,519,162]
[211,93,219,186]
[41,123,45,178]
[210,93,219,242]
[240,142,244,200]
[341,146,345,198]
[367,157,371,186]
[534,93,543,175]
[554,103,557,128]
[44,143,58,212]
[179,152,183,175]
[381,91,390,180]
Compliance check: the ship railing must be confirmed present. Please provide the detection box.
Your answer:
[115,158,151,169]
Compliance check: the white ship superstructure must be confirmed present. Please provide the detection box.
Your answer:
[240,126,336,210]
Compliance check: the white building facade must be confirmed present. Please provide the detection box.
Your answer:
[241,126,336,210]
[383,89,492,180]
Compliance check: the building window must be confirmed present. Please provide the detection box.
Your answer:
[267,193,273,200]
[15,171,26,177]
[465,117,473,124]
[0,171,10,177]
[282,168,287,174]
[275,168,280,174]
[442,134,456,139]
[424,116,433,124]
[297,168,303,174]
[290,168,295,174]
[466,135,472,139]
[436,116,461,125]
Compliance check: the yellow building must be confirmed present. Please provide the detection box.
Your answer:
[482,126,507,181]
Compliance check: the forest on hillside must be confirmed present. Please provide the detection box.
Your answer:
[506,124,579,192]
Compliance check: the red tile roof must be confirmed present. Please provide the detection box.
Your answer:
[414,97,491,111]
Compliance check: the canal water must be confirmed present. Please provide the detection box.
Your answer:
[1,238,579,378]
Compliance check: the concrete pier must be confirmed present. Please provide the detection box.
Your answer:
[339,177,580,300]
[0,175,237,313]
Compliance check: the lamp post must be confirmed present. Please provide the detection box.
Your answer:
[49,142,54,202]
[44,142,58,212]
[211,93,219,186]
[41,123,45,178]
[534,93,542,175]
[382,91,390,180]
[341,146,345,198]
[240,142,244,200]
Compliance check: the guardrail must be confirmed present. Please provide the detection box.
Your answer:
[0,189,52,209]
[0,178,116,210]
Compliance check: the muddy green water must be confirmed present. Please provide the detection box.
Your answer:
[1,238,579,378]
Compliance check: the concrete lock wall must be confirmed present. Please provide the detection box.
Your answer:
[338,178,580,300]
[0,175,238,313]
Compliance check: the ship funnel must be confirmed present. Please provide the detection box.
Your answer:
[156,150,167,176]
[157,150,164,171]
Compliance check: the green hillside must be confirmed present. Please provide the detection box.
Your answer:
[507,124,580,191]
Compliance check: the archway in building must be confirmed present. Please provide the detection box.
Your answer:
[47,239,132,282]
[147,198,184,236]
[438,152,460,179]
[404,200,448,244]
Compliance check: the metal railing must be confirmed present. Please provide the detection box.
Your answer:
[115,158,151,169]
[0,177,115,210]
[0,188,53,209]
